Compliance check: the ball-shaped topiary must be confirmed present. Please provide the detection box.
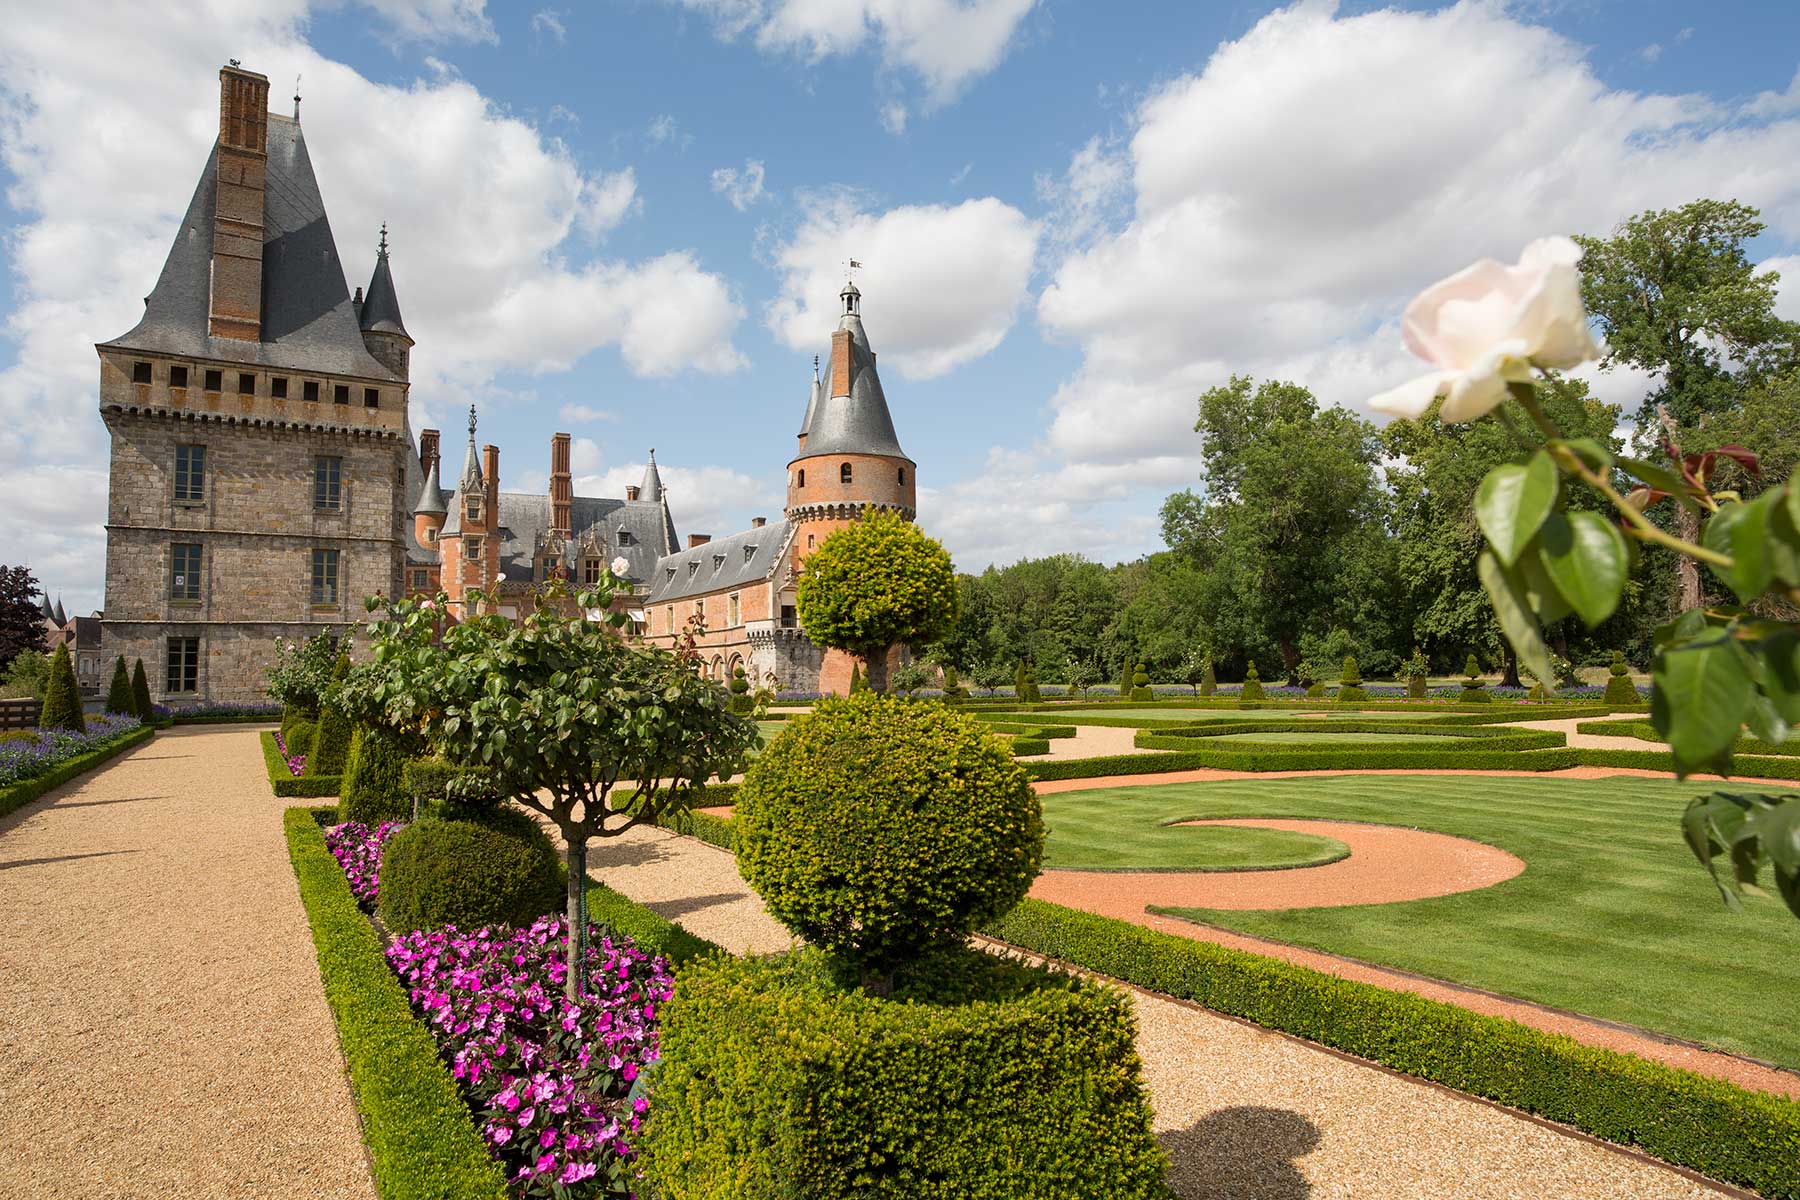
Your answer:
[377,807,564,933]
[1459,655,1491,703]
[339,725,412,824]
[1130,663,1152,702]
[1237,663,1265,707]
[734,692,1043,991]
[729,665,753,714]
[1604,650,1639,706]
[1334,655,1368,703]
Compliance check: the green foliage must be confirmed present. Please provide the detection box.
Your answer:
[402,758,504,822]
[1118,658,1134,698]
[848,661,867,693]
[1017,661,1041,704]
[728,664,752,713]
[1,648,49,700]
[39,642,83,733]
[130,659,153,722]
[1334,655,1368,702]
[0,564,49,670]
[260,732,342,797]
[1458,655,1492,704]
[265,631,346,711]
[104,657,133,714]
[1604,650,1639,706]
[939,664,965,704]
[1129,663,1150,701]
[734,693,1043,990]
[583,878,720,968]
[796,511,959,671]
[1008,736,1051,756]
[308,655,355,777]
[1064,659,1096,697]
[889,661,930,697]
[280,705,314,748]
[338,726,410,824]
[984,898,1800,1200]
[378,808,565,933]
[286,719,318,760]
[639,948,1172,1200]
[1200,658,1216,696]
[281,808,518,1200]
[1236,663,1265,707]
[2,725,154,821]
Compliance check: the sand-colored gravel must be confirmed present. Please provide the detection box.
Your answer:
[584,823,1738,1199]
[0,726,374,1200]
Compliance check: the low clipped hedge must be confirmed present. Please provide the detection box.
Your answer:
[1572,747,1800,783]
[260,731,342,797]
[983,898,1800,1200]
[1125,721,1567,773]
[283,807,512,1200]
[585,878,720,967]
[1009,736,1052,756]
[377,808,564,933]
[1577,719,1800,759]
[0,724,155,820]
[660,807,738,852]
[639,947,1172,1199]
[976,719,1078,738]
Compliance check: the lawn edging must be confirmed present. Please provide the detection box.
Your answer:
[283,806,512,1200]
[0,724,156,820]
[261,730,342,797]
[983,897,1800,1199]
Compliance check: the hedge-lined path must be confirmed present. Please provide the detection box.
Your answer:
[0,726,376,1200]
[1035,723,1167,761]
[584,824,1732,1199]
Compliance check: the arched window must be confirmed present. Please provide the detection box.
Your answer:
[898,467,906,485]
[840,462,853,485]
[797,469,805,487]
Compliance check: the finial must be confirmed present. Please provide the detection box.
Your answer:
[813,354,819,381]
[293,74,302,120]
[379,222,388,255]
[468,404,478,438]
[648,447,656,460]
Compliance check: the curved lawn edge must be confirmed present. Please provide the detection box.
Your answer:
[283,806,512,1200]
[1043,822,1351,874]
[0,724,155,822]
[982,897,1800,1199]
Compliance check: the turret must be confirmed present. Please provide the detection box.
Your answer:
[412,427,448,547]
[359,224,412,380]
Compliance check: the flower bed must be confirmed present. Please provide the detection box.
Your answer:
[158,700,285,725]
[0,713,142,788]
[260,731,341,798]
[325,820,405,905]
[274,729,306,777]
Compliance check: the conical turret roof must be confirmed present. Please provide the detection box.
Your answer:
[640,449,664,504]
[359,224,409,340]
[414,448,448,516]
[52,597,67,626]
[791,281,909,464]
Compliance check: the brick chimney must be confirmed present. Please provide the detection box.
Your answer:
[550,432,572,536]
[419,428,440,473]
[751,516,766,528]
[829,329,853,396]
[687,534,711,548]
[482,445,500,521]
[210,65,270,342]
[625,485,640,501]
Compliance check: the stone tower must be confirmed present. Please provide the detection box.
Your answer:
[97,63,412,704]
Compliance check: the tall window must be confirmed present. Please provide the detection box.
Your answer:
[313,456,343,510]
[582,557,602,585]
[238,372,255,396]
[466,496,481,524]
[203,368,222,392]
[174,444,206,502]
[169,543,202,601]
[310,548,340,605]
[797,469,805,487]
[840,462,853,484]
[728,592,740,627]
[898,467,906,485]
[170,365,189,389]
[666,606,674,633]
[132,361,152,384]
[303,380,320,403]
[165,637,199,694]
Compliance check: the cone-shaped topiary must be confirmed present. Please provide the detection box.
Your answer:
[1335,655,1368,703]
[39,642,84,732]
[339,725,411,824]
[1237,663,1265,707]
[1118,659,1133,698]
[734,692,1042,994]
[1014,660,1028,698]
[1130,663,1151,702]
[1459,654,1491,703]
[104,657,134,715]
[849,662,867,694]
[307,654,354,776]
[130,659,154,722]
[730,665,753,714]
[1604,650,1638,706]
[1200,659,1216,697]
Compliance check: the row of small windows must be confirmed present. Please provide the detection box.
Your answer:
[164,543,342,607]
[792,464,906,487]
[131,360,381,408]
[664,592,744,633]
[171,444,346,511]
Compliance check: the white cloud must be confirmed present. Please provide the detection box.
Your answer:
[352,0,497,45]
[766,192,1038,378]
[531,8,567,44]
[0,1,744,610]
[1764,254,1800,322]
[669,0,1036,111]
[645,113,691,150]
[559,402,621,424]
[709,159,768,211]
[1748,68,1800,120]
[1639,43,1662,65]
[1034,134,1128,248]
[948,161,972,188]
[880,102,908,135]
[1035,0,1800,473]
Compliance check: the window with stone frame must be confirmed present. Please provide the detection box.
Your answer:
[165,636,200,694]
[666,606,674,633]
[303,380,320,403]
[132,361,152,384]
[363,387,380,408]
[466,496,481,524]
[333,383,350,405]
[408,568,429,591]
[270,376,288,399]
[310,548,340,606]
[169,543,202,602]
[582,557,603,585]
[313,455,343,510]
[238,372,255,396]
[173,444,206,503]
[728,592,740,627]
[170,365,189,389]
[840,462,852,484]
[203,369,222,392]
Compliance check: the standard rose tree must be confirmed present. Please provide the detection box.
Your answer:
[1373,235,1800,919]
[794,510,957,692]
[342,576,758,995]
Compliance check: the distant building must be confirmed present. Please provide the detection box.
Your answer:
[40,596,105,698]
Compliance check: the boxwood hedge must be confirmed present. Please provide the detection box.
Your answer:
[260,730,341,797]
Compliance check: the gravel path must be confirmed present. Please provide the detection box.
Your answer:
[585,824,1734,1198]
[0,726,375,1200]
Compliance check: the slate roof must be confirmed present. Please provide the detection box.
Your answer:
[359,232,409,338]
[491,493,682,585]
[646,520,791,604]
[792,310,910,463]
[100,114,399,381]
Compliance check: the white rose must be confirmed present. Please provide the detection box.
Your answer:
[1371,236,1604,423]
[610,556,631,576]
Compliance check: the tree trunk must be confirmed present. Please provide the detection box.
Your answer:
[564,834,589,1001]
[1278,638,1300,687]
[1675,504,1703,612]
[863,648,890,693]
[1501,643,1522,689]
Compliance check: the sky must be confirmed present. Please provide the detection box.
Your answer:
[4,0,1800,617]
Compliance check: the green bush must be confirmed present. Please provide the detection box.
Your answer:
[1200,659,1216,697]
[729,665,752,714]
[286,720,317,759]
[130,659,153,723]
[260,731,342,797]
[377,808,564,934]
[402,758,506,821]
[1335,655,1368,702]
[1237,663,1265,706]
[280,705,317,750]
[940,665,965,704]
[308,654,354,777]
[1009,736,1051,756]
[1304,681,1327,698]
[849,662,866,694]
[1130,663,1151,702]
[1459,654,1491,703]
[1118,659,1134,699]
[985,898,1800,1200]
[104,657,134,714]
[339,726,410,824]
[39,643,83,733]
[734,693,1042,989]
[1604,650,1639,706]
[639,948,1172,1200]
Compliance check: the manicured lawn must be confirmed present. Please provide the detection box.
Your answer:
[1043,775,1800,1067]
[1044,808,1347,871]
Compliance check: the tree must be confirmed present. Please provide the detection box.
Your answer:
[130,659,154,722]
[104,657,133,714]
[0,565,48,670]
[796,511,957,691]
[39,642,83,732]
[1577,200,1800,611]
[1178,646,1211,697]
[1166,376,1390,680]
[1,650,49,700]
[343,582,757,998]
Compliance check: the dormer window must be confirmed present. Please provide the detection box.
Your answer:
[744,546,756,563]
[466,496,481,524]
[688,561,699,578]
[712,553,725,571]
[617,530,633,546]
[840,463,852,484]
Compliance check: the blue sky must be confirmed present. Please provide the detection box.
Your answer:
[3,0,1800,616]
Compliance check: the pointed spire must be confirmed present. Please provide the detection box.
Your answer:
[52,596,67,626]
[792,281,907,463]
[414,452,448,516]
[459,405,483,488]
[39,595,53,621]
[639,448,664,504]
[359,223,410,339]
[798,362,823,438]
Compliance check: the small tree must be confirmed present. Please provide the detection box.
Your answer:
[104,657,133,714]
[1065,660,1096,698]
[1018,661,1041,704]
[40,642,83,732]
[130,659,153,721]
[1178,647,1211,697]
[890,661,929,697]
[343,582,757,998]
[973,661,1009,697]
[265,631,344,713]
[1,649,49,700]
[795,511,957,692]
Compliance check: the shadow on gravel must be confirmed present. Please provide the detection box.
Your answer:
[50,796,170,810]
[643,891,750,921]
[1160,1105,1318,1199]
[0,849,141,871]
[586,838,676,869]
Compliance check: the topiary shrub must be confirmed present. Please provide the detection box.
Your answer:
[1200,659,1216,697]
[1237,663,1265,707]
[39,643,84,733]
[1118,659,1134,699]
[339,725,411,824]
[1130,663,1151,702]
[1335,655,1368,703]
[377,807,564,933]
[1019,662,1041,705]
[1402,647,1430,700]
[729,664,753,714]
[1604,650,1638,706]
[734,692,1042,994]
[1009,735,1051,756]
[285,719,317,760]
[640,948,1172,1200]
[402,758,503,822]
[849,662,866,694]
[940,665,965,705]
[1459,655,1491,703]
[280,705,317,751]
[307,654,354,777]
[104,657,134,715]
[130,659,154,723]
